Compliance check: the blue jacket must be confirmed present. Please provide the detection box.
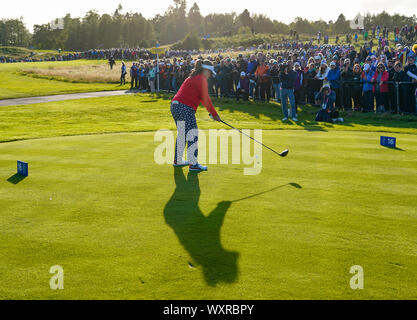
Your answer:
[247,60,258,75]
[327,67,341,89]
[362,71,374,92]
[315,90,336,110]
[130,66,137,77]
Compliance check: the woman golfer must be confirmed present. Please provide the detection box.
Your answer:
[171,59,221,172]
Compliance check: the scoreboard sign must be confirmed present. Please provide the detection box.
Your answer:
[17,161,28,176]
[380,136,396,148]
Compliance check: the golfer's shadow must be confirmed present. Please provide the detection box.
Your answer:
[164,168,238,286]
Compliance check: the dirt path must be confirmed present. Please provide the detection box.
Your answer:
[0,89,141,107]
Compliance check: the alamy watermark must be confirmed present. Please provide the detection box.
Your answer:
[154,123,263,175]
[49,265,64,290]
[349,14,364,30]
[49,18,64,30]
[350,265,364,290]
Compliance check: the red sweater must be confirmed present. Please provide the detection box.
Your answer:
[172,74,219,117]
[372,71,389,93]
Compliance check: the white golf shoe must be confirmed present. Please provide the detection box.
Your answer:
[189,163,208,172]
[173,160,189,167]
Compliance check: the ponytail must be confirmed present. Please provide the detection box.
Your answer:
[189,60,204,78]
[189,59,213,78]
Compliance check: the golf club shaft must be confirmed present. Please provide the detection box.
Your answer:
[219,119,284,157]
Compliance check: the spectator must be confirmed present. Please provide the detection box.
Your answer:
[236,72,250,102]
[317,61,329,78]
[270,61,281,102]
[371,63,389,112]
[293,62,304,107]
[304,63,318,104]
[279,63,297,121]
[403,53,417,113]
[255,59,271,102]
[315,84,344,123]
[327,61,341,108]
[120,61,127,86]
[148,61,157,92]
[362,64,375,112]
[109,56,116,70]
[341,58,353,110]
[130,62,137,89]
[351,64,363,111]
[386,59,396,112]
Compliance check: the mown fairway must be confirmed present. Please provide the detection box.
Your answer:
[1,92,417,299]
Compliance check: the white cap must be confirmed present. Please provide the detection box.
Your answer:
[363,64,370,71]
[202,64,216,76]
[240,71,246,76]
[330,61,336,66]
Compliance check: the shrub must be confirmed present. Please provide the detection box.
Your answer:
[172,33,201,50]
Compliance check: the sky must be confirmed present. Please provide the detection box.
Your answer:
[2,0,416,32]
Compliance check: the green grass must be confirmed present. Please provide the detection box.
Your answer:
[1,93,417,143]
[0,93,417,299]
[0,60,129,100]
[1,130,417,299]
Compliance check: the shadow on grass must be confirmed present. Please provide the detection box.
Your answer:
[140,91,417,131]
[382,146,405,151]
[231,182,302,203]
[164,167,238,286]
[7,173,26,184]
[164,169,303,286]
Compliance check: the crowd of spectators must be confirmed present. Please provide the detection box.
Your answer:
[1,26,416,118]
[125,41,417,119]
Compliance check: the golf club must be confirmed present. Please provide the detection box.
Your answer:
[210,115,289,158]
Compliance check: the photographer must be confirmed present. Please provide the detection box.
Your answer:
[279,62,298,121]
[315,84,344,123]
[236,72,250,102]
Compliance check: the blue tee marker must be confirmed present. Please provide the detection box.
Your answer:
[380,136,396,148]
[17,161,28,177]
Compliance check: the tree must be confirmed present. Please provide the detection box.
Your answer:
[333,14,349,34]
[25,5,417,50]
[32,24,56,49]
[252,14,275,34]
[0,18,31,47]
[173,32,201,50]
[291,17,313,35]
[238,9,253,29]
[188,3,202,35]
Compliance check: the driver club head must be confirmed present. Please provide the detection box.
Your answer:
[279,149,289,157]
